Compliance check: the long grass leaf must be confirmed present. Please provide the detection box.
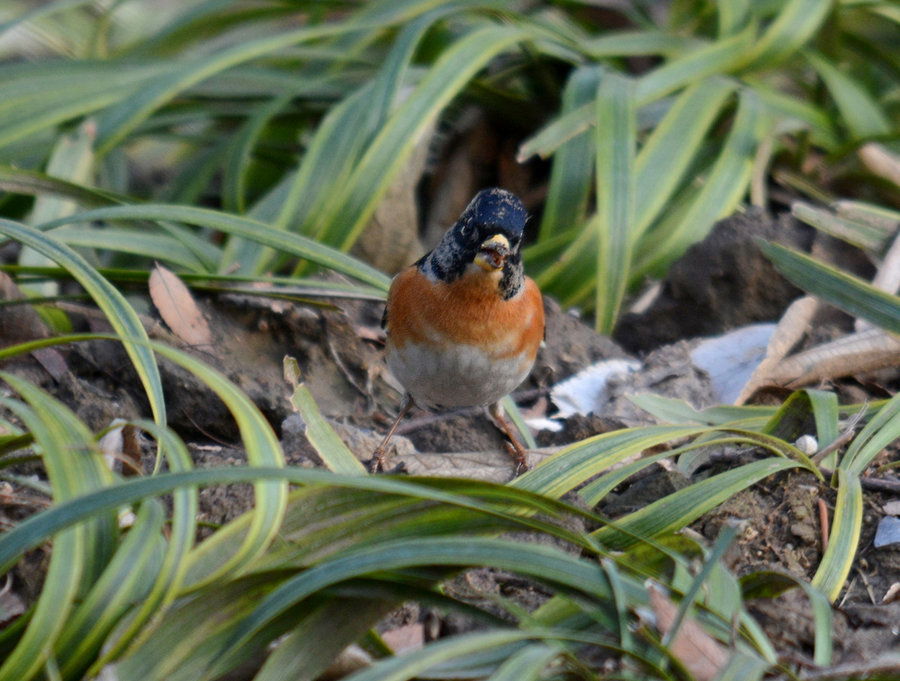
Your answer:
[94,22,362,154]
[538,65,602,241]
[56,500,166,678]
[811,468,862,602]
[633,77,736,236]
[840,392,900,475]
[0,376,115,681]
[0,62,164,150]
[805,50,892,139]
[314,24,528,252]
[223,537,613,669]
[594,72,635,333]
[514,425,705,498]
[593,458,801,549]
[741,572,833,665]
[0,164,124,207]
[32,205,391,290]
[759,241,900,334]
[634,23,755,103]
[51,226,212,271]
[89,421,198,671]
[290,382,366,475]
[486,643,560,681]
[0,218,166,424]
[148,342,287,587]
[634,90,770,275]
[742,0,831,68]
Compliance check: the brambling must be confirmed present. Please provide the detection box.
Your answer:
[374,188,545,472]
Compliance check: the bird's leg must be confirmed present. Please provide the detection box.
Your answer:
[487,401,530,473]
[371,393,414,473]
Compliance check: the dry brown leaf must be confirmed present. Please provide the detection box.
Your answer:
[0,270,50,346]
[381,623,425,654]
[734,296,817,405]
[767,328,900,388]
[148,264,212,346]
[859,143,900,189]
[647,582,730,681]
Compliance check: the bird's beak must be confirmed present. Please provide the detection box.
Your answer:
[474,234,510,271]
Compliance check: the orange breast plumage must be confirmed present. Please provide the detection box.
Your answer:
[384,266,544,409]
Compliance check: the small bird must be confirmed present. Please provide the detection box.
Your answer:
[374,188,545,472]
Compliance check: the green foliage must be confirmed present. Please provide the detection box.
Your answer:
[1,1,899,678]
[1,0,899,327]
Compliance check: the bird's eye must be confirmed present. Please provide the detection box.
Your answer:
[459,221,478,241]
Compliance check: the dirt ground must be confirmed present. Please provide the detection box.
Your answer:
[1,206,899,674]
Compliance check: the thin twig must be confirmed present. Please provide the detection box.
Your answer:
[812,403,868,464]
[817,496,829,553]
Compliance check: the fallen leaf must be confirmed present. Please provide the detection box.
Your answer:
[381,623,424,654]
[148,264,212,346]
[0,271,50,345]
[647,582,730,681]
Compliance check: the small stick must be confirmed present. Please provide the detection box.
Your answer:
[817,496,830,553]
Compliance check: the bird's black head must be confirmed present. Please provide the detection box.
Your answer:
[421,188,528,298]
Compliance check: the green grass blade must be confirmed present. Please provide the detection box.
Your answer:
[501,395,537,451]
[55,500,166,678]
[0,164,125,208]
[50,226,213,271]
[759,241,900,334]
[761,389,839,450]
[594,72,635,333]
[741,572,833,665]
[634,90,771,275]
[538,65,601,241]
[805,50,891,139]
[593,458,802,549]
[0,218,166,425]
[486,643,560,681]
[633,77,736,237]
[514,425,706,498]
[0,375,115,681]
[93,22,359,155]
[811,468,862,602]
[792,201,893,253]
[312,23,529,252]
[840,392,900,475]
[88,421,198,671]
[252,598,393,681]
[627,393,775,426]
[221,92,294,215]
[634,24,755,103]
[717,0,752,36]
[33,205,391,291]
[742,0,831,68]
[289,380,366,475]
[0,61,165,149]
[148,342,287,587]
[223,537,612,669]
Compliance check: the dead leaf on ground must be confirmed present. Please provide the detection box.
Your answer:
[647,581,731,681]
[0,270,50,345]
[380,623,425,654]
[148,264,213,347]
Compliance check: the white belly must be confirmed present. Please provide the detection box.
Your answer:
[387,342,531,409]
